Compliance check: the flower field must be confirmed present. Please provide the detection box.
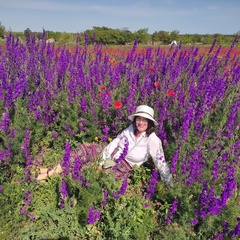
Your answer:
[0,33,239,239]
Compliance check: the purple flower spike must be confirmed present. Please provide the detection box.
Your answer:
[145,170,159,199]
[59,181,68,209]
[87,205,101,225]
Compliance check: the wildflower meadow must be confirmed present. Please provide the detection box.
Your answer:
[0,32,239,239]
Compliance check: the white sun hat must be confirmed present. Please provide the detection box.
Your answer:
[128,105,158,126]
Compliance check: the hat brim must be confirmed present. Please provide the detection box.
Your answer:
[128,113,158,126]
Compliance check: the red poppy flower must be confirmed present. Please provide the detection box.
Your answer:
[149,67,154,71]
[100,86,106,91]
[114,101,122,109]
[98,93,101,98]
[166,89,175,96]
[154,82,160,87]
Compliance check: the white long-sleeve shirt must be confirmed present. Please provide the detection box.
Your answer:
[102,124,172,185]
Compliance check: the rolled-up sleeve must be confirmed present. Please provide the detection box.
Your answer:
[149,134,173,186]
[102,137,120,161]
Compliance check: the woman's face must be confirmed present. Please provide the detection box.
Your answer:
[135,116,148,133]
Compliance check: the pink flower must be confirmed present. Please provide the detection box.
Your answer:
[166,89,175,96]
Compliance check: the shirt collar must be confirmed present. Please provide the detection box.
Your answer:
[140,131,147,137]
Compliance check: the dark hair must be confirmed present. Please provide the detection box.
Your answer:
[132,117,155,137]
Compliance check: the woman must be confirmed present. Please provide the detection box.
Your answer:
[36,105,173,186]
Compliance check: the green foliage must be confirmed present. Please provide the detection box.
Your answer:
[0,22,6,38]
[19,177,86,239]
[8,26,239,46]
[98,194,156,240]
[158,223,196,240]
[0,178,27,239]
[2,165,159,240]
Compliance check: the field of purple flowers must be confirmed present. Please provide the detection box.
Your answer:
[0,33,239,239]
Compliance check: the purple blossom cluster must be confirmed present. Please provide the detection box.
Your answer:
[181,148,206,185]
[212,218,240,239]
[101,188,108,207]
[20,129,31,164]
[0,111,10,133]
[114,137,129,165]
[20,129,33,181]
[61,142,71,175]
[20,190,35,221]
[166,199,179,223]
[59,181,68,209]
[195,164,236,219]
[112,178,128,200]
[0,144,12,165]
[145,170,159,200]
[86,205,101,225]
[71,155,89,186]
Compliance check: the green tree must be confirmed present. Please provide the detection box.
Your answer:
[158,30,171,44]
[23,28,32,40]
[59,32,71,44]
[170,30,180,41]
[151,31,158,43]
[0,22,6,38]
[117,28,133,45]
[192,33,202,43]
[133,28,150,44]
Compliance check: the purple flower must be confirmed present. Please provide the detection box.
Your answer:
[0,111,10,133]
[72,156,81,181]
[228,217,240,237]
[168,199,178,216]
[84,32,88,45]
[101,124,110,142]
[166,199,178,223]
[61,142,71,175]
[52,131,59,140]
[145,170,159,199]
[166,218,172,224]
[0,185,3,191]
[87,205,101,224]
[112,178,128,200]
[144,203,149,208]
[213,233,224,240]
[222,220,229,234]
[20,206,27,215]
[117,178,128,195]
[59,181,68,209]
[20,189,34,220]
[114,137,129,165]
[170,148,180,173]
[101,188,108,207]
[190,219,199,225]
[79,98,88,112]
[65,123,75,136]
[211,158,219,182]
[21,129,31,162]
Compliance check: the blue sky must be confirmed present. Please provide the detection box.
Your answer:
[0,0,239,34]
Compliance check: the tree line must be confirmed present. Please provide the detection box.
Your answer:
[0,22,239,46]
